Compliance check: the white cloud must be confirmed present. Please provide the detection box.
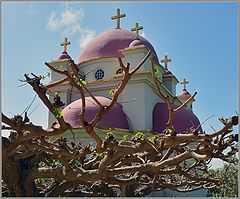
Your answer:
[46,4,95,49]
[46,6,84,32]
[63,24,81,35]
[79,28,96,48]
[47,12,58,31]
[61,8,84,25]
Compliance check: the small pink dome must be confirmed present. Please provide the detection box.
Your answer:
[180,89,191,96]
[163,70,173,77]
[153,103,202,133]
[62,96,130,130]
[129,39,144,47]
[78,29,159,64]
[58,52,72,60]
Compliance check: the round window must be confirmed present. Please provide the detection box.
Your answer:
[95,69,104,80]
[116,68,123,74]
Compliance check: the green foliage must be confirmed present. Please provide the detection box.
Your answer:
[35,178,46,184]
[53,108,62,119]
[39,71,51,80]
[89,146,94,152]
[47,70,51,77]
[69,159,81,168]
[107,131,115,137]
[123,134,129,141]
[73,75,87,86]
[79,79,87,85]
[97,151,107,158]
[109,89,115,96]
[48,159,62,168]
[39,75,45,80]
[135,131,145,140]
[208,160,238,197]
[114,73,123,77]
[153,66,160,78]
[151,135,158,143]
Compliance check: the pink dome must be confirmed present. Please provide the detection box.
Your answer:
[58,52,72,60]
[180,89,191,96]
[78,29,159,64]
[62,96,130,130]
[163,70,173,77]
[153,103,202,133]
[129,39,143,47]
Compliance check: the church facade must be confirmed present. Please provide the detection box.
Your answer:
[47,9,202,135]
[46,9,206,196]
[48,10,206,197]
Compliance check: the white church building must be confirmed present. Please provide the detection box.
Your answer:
[46,9,206,197]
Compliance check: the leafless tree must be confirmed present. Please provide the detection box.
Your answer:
[2,51,238,196]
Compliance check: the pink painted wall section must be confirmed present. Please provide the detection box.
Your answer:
[153,103,203,133]
[78,29,159,64]
[62,96,130,130]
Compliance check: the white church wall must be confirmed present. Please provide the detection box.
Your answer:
[120,82,146,131]
[163,77,179,96]
[49,60,71,82]
[48,95,55,128]
[120,47,152,72]
[71,89,111,103]
[79,58,118,82]
[144,83,163,131]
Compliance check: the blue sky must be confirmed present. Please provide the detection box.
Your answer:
[2,2,238,167]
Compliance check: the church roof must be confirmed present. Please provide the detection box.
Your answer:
[58,51,72,60]
[129,39,144,47]
[179,89,191,96]
[78,29,159,64]
[61,96,131,130]
[153,103,202,133]
[163,69,173,77]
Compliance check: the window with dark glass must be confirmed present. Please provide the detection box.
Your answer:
[116,68,123,74]
[95,69,104,80]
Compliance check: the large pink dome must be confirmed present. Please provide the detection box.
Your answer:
[78,29,159,64]
[62,96,131,130]
[153,103,203,133]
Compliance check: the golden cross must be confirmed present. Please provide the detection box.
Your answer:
[181,78,189,90]
[111,8,126,29]
[131,23,143,38]
[60,38,71,52]
[161,55,172,70]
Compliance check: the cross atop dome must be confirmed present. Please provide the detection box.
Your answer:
[131,23,143,38]
[111,8,126,29]
[61,38,71,52]
[181,78,189,91]
[161,55,172,70]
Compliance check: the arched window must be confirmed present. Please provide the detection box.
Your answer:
[95,69,104,80]
[116,68,123,74]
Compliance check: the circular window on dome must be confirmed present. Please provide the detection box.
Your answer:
[95,69,104,80]
[116,68,123,75]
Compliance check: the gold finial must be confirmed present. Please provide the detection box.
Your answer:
[131,23,143,38]
[161,55,172,70]
[60,38,71,52]
[181,78,189,90]
[111,8,126,29]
